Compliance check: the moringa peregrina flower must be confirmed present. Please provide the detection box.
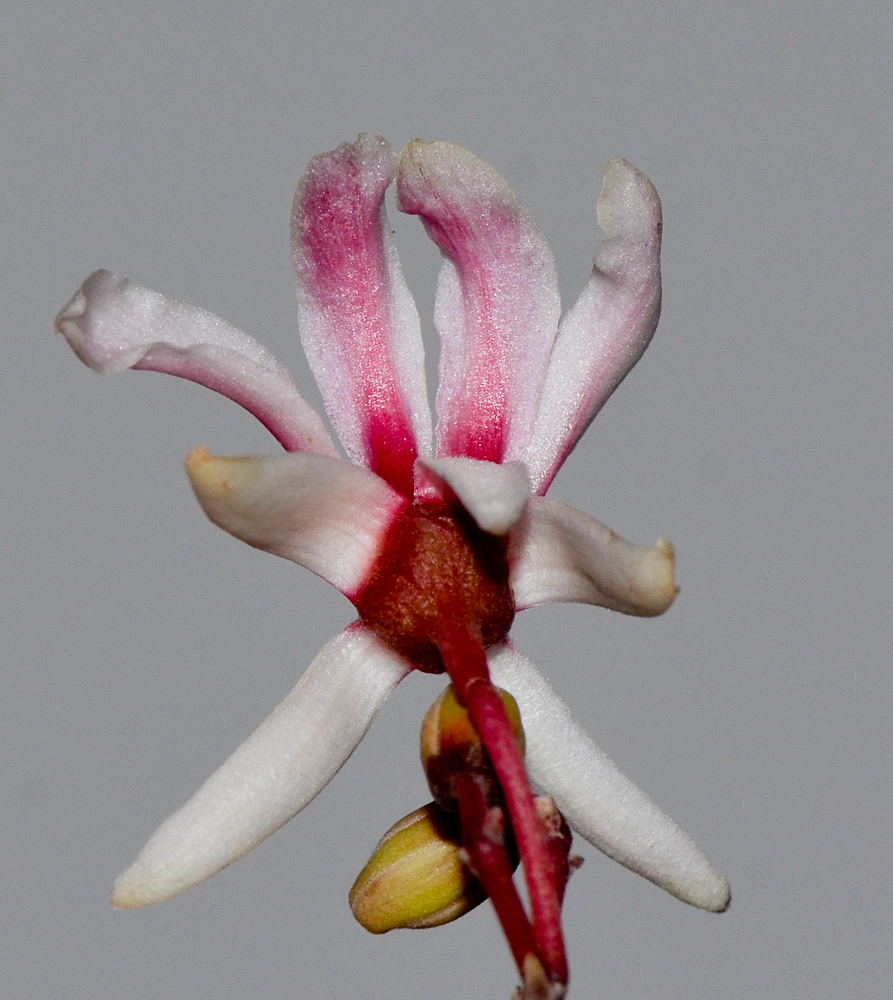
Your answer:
[56,134,729,995]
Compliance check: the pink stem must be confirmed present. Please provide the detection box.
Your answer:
[436,620,568,988]
[456,773,537,975]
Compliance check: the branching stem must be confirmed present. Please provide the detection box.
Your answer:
[436,620,568,990]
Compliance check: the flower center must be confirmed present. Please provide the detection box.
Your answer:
[354,501,515,672]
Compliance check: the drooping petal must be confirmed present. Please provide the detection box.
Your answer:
[112,625,412,909]
[520,159,663,494]
[55,270,338,457]
[489,644,730,913]
[185,446,407,600]
[396,140,561,463]
[418,457,531,536]
[509,497,677,617]
[292,134,432,498]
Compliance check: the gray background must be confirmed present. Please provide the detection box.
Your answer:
[3,2,890,998]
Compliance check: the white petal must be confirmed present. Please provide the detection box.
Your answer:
[510,497,677,617]
[113,625,411,908]
[185,447,406,599]
[418,457,531,535]
[55,270,338,456]
[521,159,662,493]
[489,644,730,912]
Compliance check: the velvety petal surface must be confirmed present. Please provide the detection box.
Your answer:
[112,625,412,909]
[185,447,407,600]
[520,159,663,493]
[292,134,432,498]
[509,497,677,617]
[418,457,531,536]
[396,140,560,463]
[488,644,730,913]
[55,270,338,456]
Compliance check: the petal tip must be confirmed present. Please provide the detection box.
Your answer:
[683,870,731,913]
[111,864,168,910]
[55,270,119,370]
[184,446,247,505]
[708,878,732,913]
[597,158,661,240]
[54,287,87,334]
[420,457,531,535]
[646,536,679,615]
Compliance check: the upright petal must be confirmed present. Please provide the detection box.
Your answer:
[112,625,412,909]
[489,645,730,913]
[292,135,432,498]
[396,140,561,463]
[185,446,407,600]
[521,159,663,494]
[55,271,338,457]
[509,497,677,617]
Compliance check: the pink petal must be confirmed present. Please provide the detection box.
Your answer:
[520,159,663,494]
[396,140,561,463]
[113,624,412,908]
[418,456,530,536]
[185,446,407,600]
[55,271,338,457]
[509,497,677,617]
[489,644,731,913]
[291,135,432,498]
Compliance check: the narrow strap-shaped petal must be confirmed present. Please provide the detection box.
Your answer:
[488,644,730,913]
[520,159,663,494]
[55,270,338,457]
[185,447,407,600]
[112,624,412,909]
[292,135,432,498]
[396,140,561,463]
[509,497,677,617]
[418,457,531,536]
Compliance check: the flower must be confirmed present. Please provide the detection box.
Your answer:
[56,135,729,992]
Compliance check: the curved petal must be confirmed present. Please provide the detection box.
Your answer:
[520,159,663,494]
[488,644,730,913]
[112,625,412,909]
[292,134,432,498]
[396,140,560,463]
[418,457,531,536]
[55,270,338,457]
[509,497,677,617]
[185,447,407,600]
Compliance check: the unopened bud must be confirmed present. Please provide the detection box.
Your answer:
[349,803,485,933]
[420,683,525,812]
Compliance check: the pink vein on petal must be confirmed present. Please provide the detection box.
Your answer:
[396,140,560,464]
[292,135,431,498]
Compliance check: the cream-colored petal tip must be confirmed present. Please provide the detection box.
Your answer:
[111,864,168,910]
[597,158,660,238]
[699,875,731,914]
[185,445,253,501]
[629,536,678,616]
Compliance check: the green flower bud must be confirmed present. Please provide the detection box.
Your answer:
[349,803,485,933]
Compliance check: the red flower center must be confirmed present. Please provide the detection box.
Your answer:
[354,501,515,672]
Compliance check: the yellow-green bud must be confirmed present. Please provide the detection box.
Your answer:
[420,683,525,812]
[349,803,485,933]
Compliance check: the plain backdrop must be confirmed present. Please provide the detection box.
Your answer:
[3,3,890,998]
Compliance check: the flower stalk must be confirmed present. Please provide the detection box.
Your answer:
[435,619,569,993]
